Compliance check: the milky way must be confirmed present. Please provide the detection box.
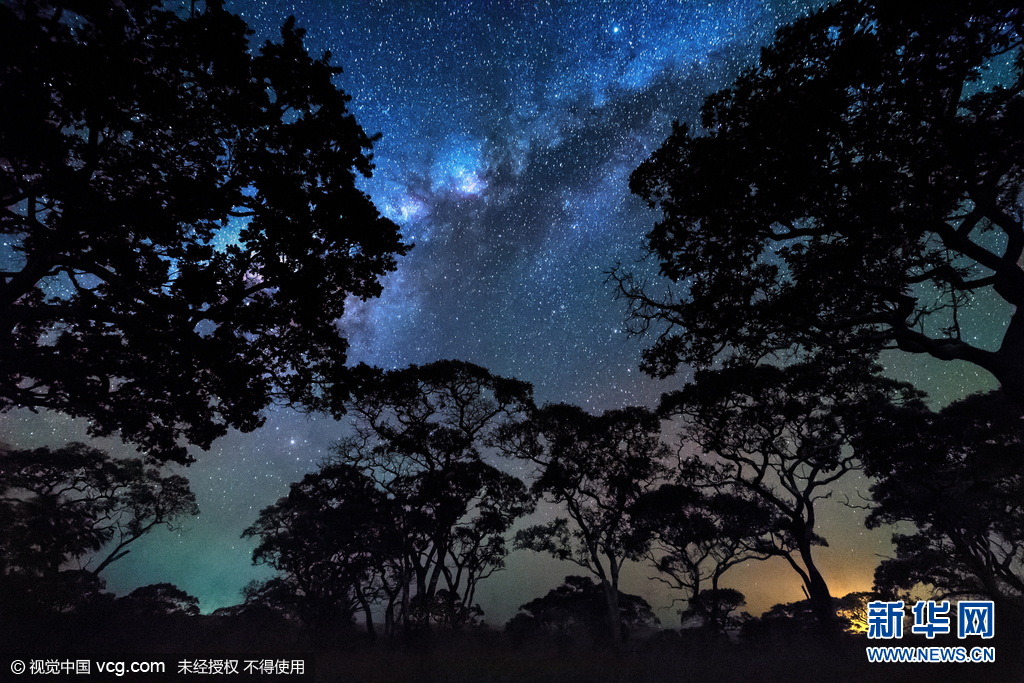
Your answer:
[3,0,1005,624]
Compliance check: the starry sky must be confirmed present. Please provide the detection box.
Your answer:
[3,0,1008,626]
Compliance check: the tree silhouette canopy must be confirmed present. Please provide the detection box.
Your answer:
[505,575,658,646]
[0,442,198,617]
[615,1,1024,394]
[119,582,201,618]
[855,391,1024,608]
[243,462,398,636]
[659,360,921,628]
[499,403,669,643]
[628,483,774,632]
[332,360,535,633]
[0,1,409,463]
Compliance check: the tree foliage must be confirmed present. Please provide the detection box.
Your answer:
[499,402,669,643]
[629,483,773,632]
[504,575,658,646]
[119,582,201,618]
[855,391,1024,607]
[0,0,409,463]
[330,360,536,632]
[615,0,1024,394]
[660,360,920,628]
[0,442,198,616]
[680,588,748,634]
[0,442,198,576]
[243,461,397,636]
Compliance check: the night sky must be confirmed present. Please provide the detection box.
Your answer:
[2,0,1008,626]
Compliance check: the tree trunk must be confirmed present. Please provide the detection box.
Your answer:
[357,587,376,642]
[384,599,395,640]
[605,552,625,644]
[992,313,1024,402]
[796,539,838,633]
[401,564,412,635]
[601,578,622,644]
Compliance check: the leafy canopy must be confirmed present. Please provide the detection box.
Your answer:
[503,403,669,574]
[629,483,773,632]
[855,391,1024,605]
[332,360,536,630]
[0,442,198,582]
[659,360,921,627]
[499,402,669,643]
[0,1,409,463]
[617,0,1024,393]
[243,462,397,631]
[505,575,658,644]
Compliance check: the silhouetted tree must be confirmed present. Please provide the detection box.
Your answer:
[0,568,109,625]
[741,597,836,642]
[0,442,198,616]
[333,360,536,632]
[835,591,882,635]
[742,591,878,640]
[680,588,748,635]
[0,443,198,576]
[118,582,201,617]
[629,484,775,633]
[504,575,658,646]
[855,391,1024,609]
[660,361,921,630]
[613,1,1024,396]
[0,1,409,463]
[499,403,669,644]
[243,462,399,638]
